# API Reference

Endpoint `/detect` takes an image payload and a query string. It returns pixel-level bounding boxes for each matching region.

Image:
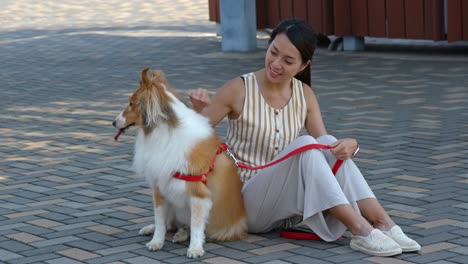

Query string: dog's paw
[146,239,164,251]
[139,224,155,236]
[187,246,205,258]
[172,228,189,243]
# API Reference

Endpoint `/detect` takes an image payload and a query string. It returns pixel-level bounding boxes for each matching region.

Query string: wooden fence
[208,0,468,42]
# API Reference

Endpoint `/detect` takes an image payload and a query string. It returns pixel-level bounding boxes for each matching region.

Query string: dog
[112,68,247,258]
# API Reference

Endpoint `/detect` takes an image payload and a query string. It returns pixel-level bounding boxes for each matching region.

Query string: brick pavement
[1,1,467,263]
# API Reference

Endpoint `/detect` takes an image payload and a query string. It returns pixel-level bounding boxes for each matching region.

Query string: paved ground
[1,1,468,263]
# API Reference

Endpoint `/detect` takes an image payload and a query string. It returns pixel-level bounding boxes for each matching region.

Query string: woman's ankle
[373,218,396,232]
[349,220,373,237]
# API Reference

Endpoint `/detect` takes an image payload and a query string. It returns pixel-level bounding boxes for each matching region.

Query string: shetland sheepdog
[112,68,247,258]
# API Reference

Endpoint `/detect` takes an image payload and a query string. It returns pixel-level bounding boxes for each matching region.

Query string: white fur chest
[131,100,213,223]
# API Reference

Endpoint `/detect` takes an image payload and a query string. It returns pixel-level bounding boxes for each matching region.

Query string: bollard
[220,0,257,52]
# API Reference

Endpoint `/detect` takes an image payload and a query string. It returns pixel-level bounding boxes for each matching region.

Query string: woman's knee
[296,135,318,145]
[317,134,338,145]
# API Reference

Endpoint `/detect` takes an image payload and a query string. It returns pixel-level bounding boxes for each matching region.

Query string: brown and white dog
[112,68,247,258]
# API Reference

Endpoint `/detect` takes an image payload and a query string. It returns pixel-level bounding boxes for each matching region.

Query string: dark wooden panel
[280,0,294,20]
[405,0,425,39]
[368,0,386,37]
[350,0,368,36]
[463,0,468,40]
[308,0,323,33]
[256,0,269,29]
[424,0,445,40]
[386,0,406,38]
[292,0,308,22]
[268,0,282,28]
[208,0,219,22]
[334,0,352,35]
[322,0,335,34]
[447,0,462,41]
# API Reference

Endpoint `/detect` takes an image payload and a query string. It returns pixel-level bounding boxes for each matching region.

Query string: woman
[190,19,420,256]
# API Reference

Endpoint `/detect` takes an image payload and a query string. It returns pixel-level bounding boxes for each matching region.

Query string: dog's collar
[173,143,228,185]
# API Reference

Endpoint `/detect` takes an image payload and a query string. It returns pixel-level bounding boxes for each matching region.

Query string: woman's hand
[330,138,359,160]
[189,88,211,113]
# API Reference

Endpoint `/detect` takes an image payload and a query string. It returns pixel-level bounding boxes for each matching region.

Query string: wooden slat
[368,0,386,37]
[405,0,425,39]
[322,0,334,35]
[424,0,432,38]
[350,0,368,36]
[256,0,269,29]
[292,0,308,22]
[280,0,294,20]
[447,0,462,42]
[308,0,323,33]
[463,0,468,40]
[424,0,445,40]
[208,0,219,22]
[268,0,282,28]
[386,0,406,38]
[334,0,352,35]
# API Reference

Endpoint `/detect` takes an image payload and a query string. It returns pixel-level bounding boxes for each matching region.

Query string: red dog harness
[173,143,343,184]
[173,143,229,185]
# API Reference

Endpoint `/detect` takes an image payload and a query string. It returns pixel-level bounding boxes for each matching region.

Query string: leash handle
[232,143,344,175]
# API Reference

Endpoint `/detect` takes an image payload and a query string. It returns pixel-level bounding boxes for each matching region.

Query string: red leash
[173,143,344,184]
[227,143,344,175]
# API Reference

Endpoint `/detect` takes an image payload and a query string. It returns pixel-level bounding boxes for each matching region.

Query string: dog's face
[113,68,179,140]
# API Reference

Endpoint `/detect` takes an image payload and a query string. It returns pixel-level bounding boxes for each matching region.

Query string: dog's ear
[140,68,151,89]
[150,70,168,87]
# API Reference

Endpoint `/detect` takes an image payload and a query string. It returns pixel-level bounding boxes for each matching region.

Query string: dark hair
[269,19,317,86]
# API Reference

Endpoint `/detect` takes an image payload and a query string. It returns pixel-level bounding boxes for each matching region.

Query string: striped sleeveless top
[225,72,307,183]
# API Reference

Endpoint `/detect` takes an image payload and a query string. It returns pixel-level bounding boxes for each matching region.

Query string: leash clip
[225,145,240,166]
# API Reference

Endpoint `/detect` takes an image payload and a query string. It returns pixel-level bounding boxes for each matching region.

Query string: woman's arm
[189,77,244,127]
[304,84,327,138]
[303,84,359,160]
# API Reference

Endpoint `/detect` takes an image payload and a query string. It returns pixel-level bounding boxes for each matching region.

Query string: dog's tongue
[114,129,123,141]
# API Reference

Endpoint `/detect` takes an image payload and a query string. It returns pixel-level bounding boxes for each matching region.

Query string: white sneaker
[383,226,421,252]
[350,229,402,256]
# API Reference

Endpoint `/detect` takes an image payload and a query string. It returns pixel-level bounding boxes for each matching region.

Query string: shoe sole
[401,245,421,252]
[350,241,403,257]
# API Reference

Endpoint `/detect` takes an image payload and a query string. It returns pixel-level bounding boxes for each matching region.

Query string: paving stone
[365,257,418,264]
[1,0,467,263]
[86,252,139,264]
[124,256,162,264]
[210,247,256,259]
[447,246,468,257]
[164,253,216,263]
[0,248,23,261]
[45,257,85,264]
[95,243,144,256]
[203,256,248,264]
[242,251,296,263]
[56,248,100,261]
[6,253,62,264]
[405,251,460,263]
[285,255,333,263]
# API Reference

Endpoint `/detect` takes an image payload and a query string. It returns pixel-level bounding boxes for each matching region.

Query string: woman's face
[265,33,308,84]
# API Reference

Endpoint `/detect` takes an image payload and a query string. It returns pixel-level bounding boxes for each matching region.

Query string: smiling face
[265,33,309,84]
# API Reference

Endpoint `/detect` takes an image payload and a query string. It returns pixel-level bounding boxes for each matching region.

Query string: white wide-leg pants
[242,135,375,241]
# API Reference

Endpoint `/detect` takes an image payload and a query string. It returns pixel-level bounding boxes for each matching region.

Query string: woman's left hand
[330,138,358,160]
